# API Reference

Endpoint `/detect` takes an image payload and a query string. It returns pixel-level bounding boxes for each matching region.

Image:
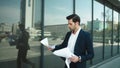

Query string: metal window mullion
[117,14,120,54]
[73,0,75,14]
[40,0,45,68]
[103,0,105,60]
[32,0,35,27]
[90,0,94,65]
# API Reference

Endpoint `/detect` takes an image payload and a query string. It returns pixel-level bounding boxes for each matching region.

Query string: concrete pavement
[90,54,120,68]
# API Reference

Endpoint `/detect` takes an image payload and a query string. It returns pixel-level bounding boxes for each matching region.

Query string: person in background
[48,14,94,68]
[16,23,35,68]
[8,32,17,46]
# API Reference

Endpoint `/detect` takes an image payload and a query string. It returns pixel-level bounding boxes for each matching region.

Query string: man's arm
[48,32,71,52]
[80,32,94,62]
[52,32,71,51]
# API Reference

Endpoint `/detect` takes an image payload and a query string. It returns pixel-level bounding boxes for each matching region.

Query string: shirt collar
[76,27,81,35]
[72,27,81,35]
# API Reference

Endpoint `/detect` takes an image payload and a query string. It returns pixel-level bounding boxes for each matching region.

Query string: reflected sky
[0,0,20,23]
[76,0,92,24]
[0,0,41,24]
[0,0,118,25]
[44,0,73,25]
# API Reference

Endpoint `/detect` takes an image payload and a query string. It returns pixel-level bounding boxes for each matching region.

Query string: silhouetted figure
[16,24,35,68]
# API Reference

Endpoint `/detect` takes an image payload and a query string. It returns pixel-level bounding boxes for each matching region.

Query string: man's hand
[47,47,53,51]
[69,56,81,63]
[47,45,55,51]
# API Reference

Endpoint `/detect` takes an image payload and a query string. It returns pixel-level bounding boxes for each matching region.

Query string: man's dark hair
[19,23,25,30]
[66,14,80,25]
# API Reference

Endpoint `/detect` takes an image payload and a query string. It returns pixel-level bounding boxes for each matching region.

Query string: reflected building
[20,0,34,30]
[87,18,108,31]
[21,0,51,40]
[25,0,34,29]
[45,24,69,38]
[0,23,13,33]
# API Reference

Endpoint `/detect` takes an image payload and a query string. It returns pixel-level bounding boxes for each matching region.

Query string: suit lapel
[74,29,83,52]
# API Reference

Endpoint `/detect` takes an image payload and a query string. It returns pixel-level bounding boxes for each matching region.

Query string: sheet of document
[53,47,76,68]
[40,38,49,47]
[40,38,55,49]
[40,38,75,68]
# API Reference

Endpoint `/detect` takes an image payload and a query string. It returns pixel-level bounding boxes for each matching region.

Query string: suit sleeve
[81,32,94,62]
[52,32,71,51]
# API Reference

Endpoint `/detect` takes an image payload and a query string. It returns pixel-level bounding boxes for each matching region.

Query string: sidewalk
[90,54,120,68]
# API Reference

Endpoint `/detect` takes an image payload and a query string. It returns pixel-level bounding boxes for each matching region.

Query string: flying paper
[40,38,56,49]
[40,38,49,47]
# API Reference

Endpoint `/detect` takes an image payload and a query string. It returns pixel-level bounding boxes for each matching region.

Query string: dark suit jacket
[53,29,94,68]
[16,31,30,50]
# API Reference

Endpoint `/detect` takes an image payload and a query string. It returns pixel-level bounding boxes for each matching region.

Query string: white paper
[40,38,75,68]
[40,38,56,49]
[48,45,56,49]
[40,38,49,47]
[65,59,71,68]
[53,47,76,68]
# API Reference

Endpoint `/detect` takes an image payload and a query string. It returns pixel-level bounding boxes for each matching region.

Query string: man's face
[68,19,76,31]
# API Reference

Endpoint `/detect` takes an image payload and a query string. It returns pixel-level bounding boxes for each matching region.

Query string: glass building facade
[0,0,120,68]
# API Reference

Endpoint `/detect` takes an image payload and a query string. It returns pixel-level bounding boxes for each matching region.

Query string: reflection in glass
[113,11,118,55]
[93,0,104,64]
[44,0,72,68]
[76,0,91,31]
[45,0,72,45]
[104,7,112,59]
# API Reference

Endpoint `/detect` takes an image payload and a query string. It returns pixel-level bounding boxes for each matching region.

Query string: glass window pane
[76,0,92,67]
[93,0,104,64]
[76,0,91,31]
[113,11,118,55]
[0,0,20,68]
[1,0,43,68]
[119,14,120,53]
[44,0,73,68]
[104,7,112,59]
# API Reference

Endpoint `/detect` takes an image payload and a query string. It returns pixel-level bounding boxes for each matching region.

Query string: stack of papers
[53,47,76,68]
[40,38,75,68]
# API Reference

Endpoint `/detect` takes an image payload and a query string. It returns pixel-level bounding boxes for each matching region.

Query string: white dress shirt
[67,27,81,53]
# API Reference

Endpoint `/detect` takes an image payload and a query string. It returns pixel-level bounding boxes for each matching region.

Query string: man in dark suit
[16,24,35,68]
[48,14,94,68]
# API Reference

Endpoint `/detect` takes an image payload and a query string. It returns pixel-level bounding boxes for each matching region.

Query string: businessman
[16,24,35,68]
[48,14,94,68]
